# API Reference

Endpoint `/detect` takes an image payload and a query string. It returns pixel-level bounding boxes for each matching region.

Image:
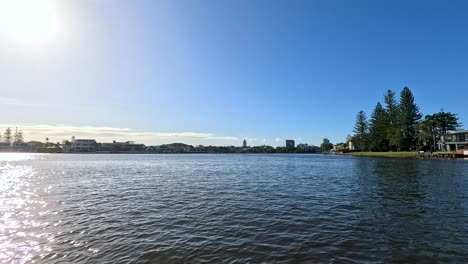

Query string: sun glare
[0,0,58,43]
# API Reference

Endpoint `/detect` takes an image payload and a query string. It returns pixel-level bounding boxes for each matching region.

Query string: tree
[351,87,462,152]
[398,87,422,150]
[13,127,24,144]
[4,128,12,144]
[93,142,101,151]
[384,89,400,150]
[369,102,389,151]
[416,115,436,151]
[353,110,369,150]
[320,141,333,152]
[432,110,462,135]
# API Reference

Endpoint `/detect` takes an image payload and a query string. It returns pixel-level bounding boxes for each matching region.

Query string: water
[1,153,467,263]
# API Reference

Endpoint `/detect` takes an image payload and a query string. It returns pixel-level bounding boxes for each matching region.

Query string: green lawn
[433,151,456,155]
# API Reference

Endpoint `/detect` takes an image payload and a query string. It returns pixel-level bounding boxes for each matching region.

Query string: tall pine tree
[369,102,389,151]
[4,128,12,144]
[14,127,24,144]
[353,110,369,150]
[384,90,400,150]
[399,87,422,150]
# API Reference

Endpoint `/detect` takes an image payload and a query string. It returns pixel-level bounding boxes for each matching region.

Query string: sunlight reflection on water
[0,155,53,263]
[0,153,41,162]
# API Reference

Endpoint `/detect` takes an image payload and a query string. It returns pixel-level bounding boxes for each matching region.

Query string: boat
[455,148,468,157]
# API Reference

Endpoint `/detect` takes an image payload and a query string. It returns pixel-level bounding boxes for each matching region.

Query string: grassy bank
[343,151,416,158]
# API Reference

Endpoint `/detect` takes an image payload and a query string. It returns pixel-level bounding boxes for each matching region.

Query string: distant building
[69,139,97,152]
[163,143,191,153]
[438,130,468,151]
[333,143,346,151]
[0,142,12,151]
[28,141,46,152]
[242,139,247,148]
[12,142,29,149]
[323,138,330,145]
[100,141,146,152]
[296,143,321,153]
[285,139,295,148]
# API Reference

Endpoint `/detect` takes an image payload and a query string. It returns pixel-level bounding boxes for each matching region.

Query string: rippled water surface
[1,153,467,263]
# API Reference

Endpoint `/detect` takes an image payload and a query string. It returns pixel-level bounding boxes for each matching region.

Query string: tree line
[1,127,25,144]
[352,87,462,152]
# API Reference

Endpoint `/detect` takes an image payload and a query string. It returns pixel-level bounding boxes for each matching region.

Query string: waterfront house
[68,139,97,152]
[346,136,356,151]
[438,130,468,151]
[100,140,146,152]
[333,143,347,152]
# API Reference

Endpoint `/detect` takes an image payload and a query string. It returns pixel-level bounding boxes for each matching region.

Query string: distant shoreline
[2,151,465,160]
[0,151,323,155]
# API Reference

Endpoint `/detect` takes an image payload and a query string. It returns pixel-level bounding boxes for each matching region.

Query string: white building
[67,139,97,152]
[347,136,356,151]
[333,143,346,151]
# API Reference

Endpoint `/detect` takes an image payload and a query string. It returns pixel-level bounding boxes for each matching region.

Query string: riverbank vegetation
[351,87,462,152]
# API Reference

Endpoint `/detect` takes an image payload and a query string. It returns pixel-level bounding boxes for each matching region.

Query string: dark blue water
[1,153,467,263]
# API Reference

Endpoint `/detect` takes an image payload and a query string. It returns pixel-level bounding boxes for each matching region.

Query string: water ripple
[1,154,468,263]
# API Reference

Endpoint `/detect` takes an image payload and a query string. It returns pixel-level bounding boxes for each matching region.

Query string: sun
[0,0,58,43]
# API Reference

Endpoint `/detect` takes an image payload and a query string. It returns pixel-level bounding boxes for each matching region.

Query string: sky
[0,0,467,146]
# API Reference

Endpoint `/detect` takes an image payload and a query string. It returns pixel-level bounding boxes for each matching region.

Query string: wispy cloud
[0,124,240,145]
[274,137,282,142]
[0,97,25,106]
[0,97,46,107]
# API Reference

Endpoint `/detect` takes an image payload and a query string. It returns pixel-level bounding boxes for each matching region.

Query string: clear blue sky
[1,0,467,146]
